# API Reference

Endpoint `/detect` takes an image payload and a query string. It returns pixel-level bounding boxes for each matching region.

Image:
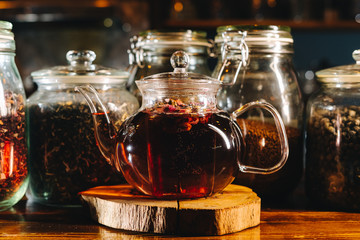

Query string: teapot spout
[75,85,118,170]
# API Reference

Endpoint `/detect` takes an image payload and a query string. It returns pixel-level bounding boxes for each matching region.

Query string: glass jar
[0,21,28,211]
[305,49,360,211]
[26,50,139,207]
[213,25,304,201]
[127,30,213,102]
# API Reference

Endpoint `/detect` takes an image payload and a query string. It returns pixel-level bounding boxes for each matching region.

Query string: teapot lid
[140,50,216,82]
[31,50,129,84]
[316,49,360,83]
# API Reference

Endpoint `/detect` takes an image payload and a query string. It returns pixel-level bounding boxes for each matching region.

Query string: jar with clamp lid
[127,30,214,102]
[26,50,139,206]
[0,21,28,211]
[213,25,304,201]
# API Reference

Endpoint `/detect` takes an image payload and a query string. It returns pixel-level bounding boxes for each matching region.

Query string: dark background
[1,0,359,98]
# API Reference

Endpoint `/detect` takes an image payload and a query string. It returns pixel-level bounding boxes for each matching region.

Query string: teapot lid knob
[171,50,189,73]
[66,50,96,67]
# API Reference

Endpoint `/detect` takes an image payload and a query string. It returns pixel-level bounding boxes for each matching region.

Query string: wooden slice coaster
[80,184,260,236]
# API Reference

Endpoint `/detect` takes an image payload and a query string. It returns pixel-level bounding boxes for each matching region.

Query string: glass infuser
[77,51,289,199]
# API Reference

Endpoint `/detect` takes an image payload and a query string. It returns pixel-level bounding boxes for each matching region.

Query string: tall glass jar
[0,21,28,211]
[213,25,304,201]
[127,30,213,102]
[305,50,360,212]
[26,50,139,207]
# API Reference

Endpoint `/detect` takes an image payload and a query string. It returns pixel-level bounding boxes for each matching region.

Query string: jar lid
[133,29,213,49]
[0,20,15,53]
[316,50,360,83]
[215,25,293,54]
[137,51,218,88]
[31,50,129,84]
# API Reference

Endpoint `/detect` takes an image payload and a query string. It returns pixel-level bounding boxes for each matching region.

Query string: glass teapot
[76,51,289,199]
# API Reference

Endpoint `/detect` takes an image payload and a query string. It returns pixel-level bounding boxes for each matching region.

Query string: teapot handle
[231,101,289,174]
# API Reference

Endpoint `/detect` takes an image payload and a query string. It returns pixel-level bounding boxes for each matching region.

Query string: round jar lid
[133,29,213,49]
[316,50,360,84]
[215,25,293,54]
[0,20,15,53]
[216,25,293,43]
[31,50,129,84]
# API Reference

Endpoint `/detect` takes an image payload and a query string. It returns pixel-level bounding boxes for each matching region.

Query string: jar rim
[135,29,213,48]
[32,76,128,85]
[0,20,12,30]
[215,24,293,44]
[139,29,207,38]
[0,20,15,52]
[216,24,291,33]
[214,24,293,54]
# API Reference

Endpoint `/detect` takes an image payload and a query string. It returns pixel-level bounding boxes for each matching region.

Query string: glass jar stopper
[353,49,360,64]
[66,50,96,68]
[171,51,189,73]
[316,48,360,83]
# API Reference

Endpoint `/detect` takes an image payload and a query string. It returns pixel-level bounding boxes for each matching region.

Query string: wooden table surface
[1,197,360,240]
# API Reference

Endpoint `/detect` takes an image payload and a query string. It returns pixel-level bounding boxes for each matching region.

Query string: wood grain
[80,184,261,235]
[81,185,178,233]
[177,185,260,235]
[2,200,360,239]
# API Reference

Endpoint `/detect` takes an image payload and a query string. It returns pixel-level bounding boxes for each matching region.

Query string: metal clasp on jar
[126,35,141,89]
[216,30,249,85]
